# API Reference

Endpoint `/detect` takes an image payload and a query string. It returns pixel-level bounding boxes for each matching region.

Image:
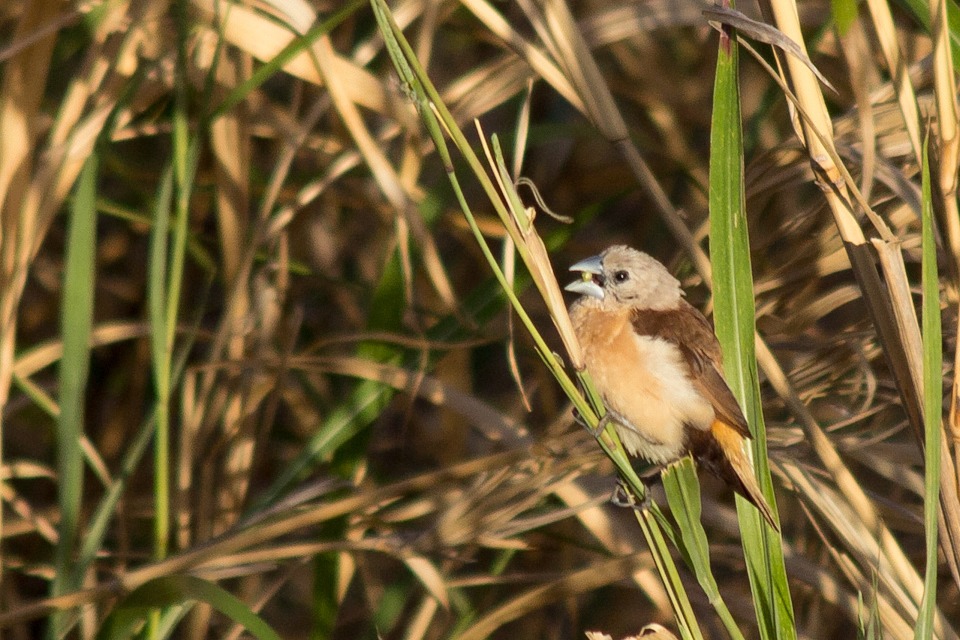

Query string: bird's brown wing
[630,301,751,438]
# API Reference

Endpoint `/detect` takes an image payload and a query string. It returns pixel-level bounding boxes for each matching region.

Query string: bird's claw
[572,406,587,429]
[610,480,651,512]
[572,408,611,440]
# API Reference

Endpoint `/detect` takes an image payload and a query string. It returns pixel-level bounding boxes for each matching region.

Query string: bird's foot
[572,408,612,440]
[610,479,651,512]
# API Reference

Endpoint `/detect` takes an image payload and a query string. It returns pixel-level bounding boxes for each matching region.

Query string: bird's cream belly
[574,308,715,463]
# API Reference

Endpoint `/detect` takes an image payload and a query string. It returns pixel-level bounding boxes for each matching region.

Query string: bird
[564,245,778,529]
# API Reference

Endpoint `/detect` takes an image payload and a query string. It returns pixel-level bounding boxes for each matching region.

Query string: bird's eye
[613,270,629,283]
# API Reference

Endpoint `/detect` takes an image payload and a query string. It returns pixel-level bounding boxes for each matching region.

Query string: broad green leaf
[708,17,796,640]
[831,0,858,36]
[662,459,744,639]
[914,133,942,640]
[52,154,99,637]
[95,576,281,640]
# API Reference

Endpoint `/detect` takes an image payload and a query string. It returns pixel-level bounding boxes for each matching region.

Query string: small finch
[565,245,778,529]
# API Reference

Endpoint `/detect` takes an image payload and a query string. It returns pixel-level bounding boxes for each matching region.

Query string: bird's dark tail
[690,420,780,532]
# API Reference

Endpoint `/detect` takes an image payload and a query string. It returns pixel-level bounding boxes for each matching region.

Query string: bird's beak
[565,255,605,299]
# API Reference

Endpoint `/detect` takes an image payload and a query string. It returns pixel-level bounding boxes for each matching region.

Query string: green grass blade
[210,0,365,121]
[77,283,209,628]
[831,0,858,35]
[898,0,960,69]
[77,412,156,573]
[708,17,796,639]
[95,575,281,640]
[147,162,174,562]
[51,153,99,617]
[152,0,203,570]
[662,460,745,639]
[857,574,881,640]
[915,134,942,640]
[251,244,406,506]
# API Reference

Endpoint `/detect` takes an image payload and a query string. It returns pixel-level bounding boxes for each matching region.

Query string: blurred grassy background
[1,0,959,638]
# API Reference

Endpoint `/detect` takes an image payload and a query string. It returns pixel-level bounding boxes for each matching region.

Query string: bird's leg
[610,479,651,512]
[592,412,614,439]
[571,407,614,440]
[571,409,655,510]
[571,406,586,429]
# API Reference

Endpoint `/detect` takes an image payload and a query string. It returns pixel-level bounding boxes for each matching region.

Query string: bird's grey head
[565,245,683,310]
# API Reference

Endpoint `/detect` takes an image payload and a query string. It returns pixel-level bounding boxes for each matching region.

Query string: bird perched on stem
[565,245,778,530]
